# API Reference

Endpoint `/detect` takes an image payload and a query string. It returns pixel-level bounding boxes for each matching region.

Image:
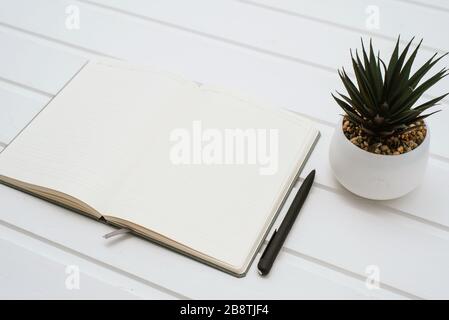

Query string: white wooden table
[1,0,449,299]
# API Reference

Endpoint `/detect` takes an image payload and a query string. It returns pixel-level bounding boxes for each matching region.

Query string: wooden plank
[383,158,449,228]
[0,86,47,144]
[81,0,449,100]
[0,239,139,299]
[0,184,404,299]
[0,224,178,299]
[0,0,448,160]
[401,0,449,11]
[238,0,449,52]
[0,31,86,95]
[283,185,449,299]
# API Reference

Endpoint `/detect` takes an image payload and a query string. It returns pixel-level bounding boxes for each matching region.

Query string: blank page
[103,78,318,271]
[0,61,198,213]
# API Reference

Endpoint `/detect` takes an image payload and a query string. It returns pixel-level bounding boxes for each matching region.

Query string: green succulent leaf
[332,93,364,123]
[385,36,414,102]
[352,50,378,109]
[370,40,383,101]
[391,68,448,115]
[389,39,422,105]
[338,69,374,117]
[408,52,447,89]
[384,36,401,92]
[413,93,449,113]
[332,36,448,137]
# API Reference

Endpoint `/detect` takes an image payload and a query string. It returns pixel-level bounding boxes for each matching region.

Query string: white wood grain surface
[0,224,176,299]
[401,0,449,12]
[0,0,448,299]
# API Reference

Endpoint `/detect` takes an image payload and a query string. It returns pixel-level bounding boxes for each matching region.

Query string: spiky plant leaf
[333,36,448,137]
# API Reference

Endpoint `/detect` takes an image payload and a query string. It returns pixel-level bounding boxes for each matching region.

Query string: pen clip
[260,229,277,260]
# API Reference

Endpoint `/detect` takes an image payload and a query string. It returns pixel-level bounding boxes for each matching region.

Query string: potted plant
[329,37,448,200]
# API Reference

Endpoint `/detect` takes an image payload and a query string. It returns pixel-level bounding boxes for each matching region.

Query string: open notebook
[0,60,319,277]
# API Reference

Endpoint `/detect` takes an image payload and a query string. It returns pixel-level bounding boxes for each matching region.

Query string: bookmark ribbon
[103,228,130,239]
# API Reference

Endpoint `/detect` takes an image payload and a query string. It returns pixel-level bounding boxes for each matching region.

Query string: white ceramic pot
[329,120,430,200]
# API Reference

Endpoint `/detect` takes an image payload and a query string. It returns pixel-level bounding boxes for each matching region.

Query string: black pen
[257,169,315,276]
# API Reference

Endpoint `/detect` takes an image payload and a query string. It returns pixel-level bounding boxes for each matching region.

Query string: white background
[0,0,449,299]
